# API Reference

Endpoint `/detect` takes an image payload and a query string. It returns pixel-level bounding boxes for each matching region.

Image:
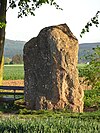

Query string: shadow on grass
[0,98,100,122]
[0,99,25,114]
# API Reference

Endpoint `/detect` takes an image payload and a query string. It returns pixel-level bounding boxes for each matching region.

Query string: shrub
[79,46,100,89]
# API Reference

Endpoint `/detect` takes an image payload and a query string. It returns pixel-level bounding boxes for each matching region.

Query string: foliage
[4,54,23,64]
[78,43,100,63]
[4,39,25,58]
[3,64,24,80]
[0,0,62,28]
[79,46,100,89]
[78,64,87,77]
[84,88,100,109]
[0,116,100,133]
[0,22,6,28]
[7,0,62,18]
[12,54,23,64]
[80,11,100,37]
[4,57,12,65]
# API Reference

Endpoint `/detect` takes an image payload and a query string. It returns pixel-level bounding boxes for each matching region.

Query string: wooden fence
[0,86,24,102]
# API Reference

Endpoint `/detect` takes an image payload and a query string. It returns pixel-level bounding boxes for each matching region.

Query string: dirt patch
[3,80,24,86]
[3,79,91,89]
[84,106,99,112]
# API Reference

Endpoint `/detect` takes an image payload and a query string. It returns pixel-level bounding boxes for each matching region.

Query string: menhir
[23,23,84,112]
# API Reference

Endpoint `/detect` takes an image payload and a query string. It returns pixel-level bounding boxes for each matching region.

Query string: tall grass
[0,116,100,133]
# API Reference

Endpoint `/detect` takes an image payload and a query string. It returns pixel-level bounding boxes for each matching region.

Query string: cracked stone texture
[23,23,84,112]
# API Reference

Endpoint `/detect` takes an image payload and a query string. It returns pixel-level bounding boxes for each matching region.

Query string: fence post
[14,90,16,100]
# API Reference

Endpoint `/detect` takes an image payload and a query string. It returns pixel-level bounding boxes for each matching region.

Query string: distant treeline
[4,54,23,65]
[4,39,100,63]
[4,39,25,58]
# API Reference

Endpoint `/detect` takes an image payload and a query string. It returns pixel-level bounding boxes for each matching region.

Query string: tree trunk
[0,0,7,85]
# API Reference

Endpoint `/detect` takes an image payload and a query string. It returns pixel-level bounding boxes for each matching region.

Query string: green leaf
[0,22,6,28]
[80,11,100,37]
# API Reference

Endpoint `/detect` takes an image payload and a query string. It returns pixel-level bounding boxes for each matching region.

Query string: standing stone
[23,23,84,112]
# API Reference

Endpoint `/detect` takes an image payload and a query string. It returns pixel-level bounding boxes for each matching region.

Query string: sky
[6,0,100,43]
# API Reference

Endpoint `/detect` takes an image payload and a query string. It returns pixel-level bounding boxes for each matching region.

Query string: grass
[0,107,100,132]
[0,103,100,133]
[3,64,24,80]
[0,115,100,133]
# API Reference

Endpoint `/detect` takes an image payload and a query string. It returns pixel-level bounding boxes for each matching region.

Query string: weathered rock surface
[23,23,84,112]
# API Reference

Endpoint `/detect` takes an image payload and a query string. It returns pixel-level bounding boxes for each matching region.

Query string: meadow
[3,64,24,80]
[1,64,100,133]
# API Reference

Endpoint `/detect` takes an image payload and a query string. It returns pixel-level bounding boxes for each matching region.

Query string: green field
[3,64,24,80]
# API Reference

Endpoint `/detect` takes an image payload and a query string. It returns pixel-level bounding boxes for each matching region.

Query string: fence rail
[0,86,24,102]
